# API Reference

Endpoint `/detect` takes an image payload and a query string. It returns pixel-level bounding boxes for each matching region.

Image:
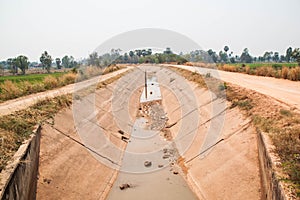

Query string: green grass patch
[0,72,65,84]
[223,63,298,69]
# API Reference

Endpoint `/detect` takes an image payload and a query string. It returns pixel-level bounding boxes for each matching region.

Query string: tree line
[1,46,299,76]
[185,46,300,65]
[0,51,78,75]
[86,47,187,66]
[86,46,300,67]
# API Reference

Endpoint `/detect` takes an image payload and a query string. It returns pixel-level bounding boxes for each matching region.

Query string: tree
[135,49,142,57]
[291,48,300,66]
[7,58,17,75]
[273,52,279,62]
[224,46,229,53]
[40,51,52,73]
[280,55,285,62]
[263,51,272,62]
[129,51,134,58]
[62,55,70,68]
[87,52,99,66]
[286,47,293,63]
[0,63,4,76]
[207,49,218,63]
[141,49,148,57]
[240,48,253,63]
[55,58,61,69]
[219,51,228,63]
[123,53,129,62]
[164,47,172,54]
[15,55,29,75]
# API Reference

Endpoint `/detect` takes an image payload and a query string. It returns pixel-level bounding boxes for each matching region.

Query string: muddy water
[106,117,198,200]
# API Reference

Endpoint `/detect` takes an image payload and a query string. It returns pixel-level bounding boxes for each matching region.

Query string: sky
[0,0,299,61]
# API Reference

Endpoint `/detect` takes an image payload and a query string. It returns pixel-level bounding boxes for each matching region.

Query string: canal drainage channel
[107,71,197,200]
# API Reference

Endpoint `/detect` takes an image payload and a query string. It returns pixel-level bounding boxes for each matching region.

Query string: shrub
[220,64,237,72]
[282,67,289,79]
[44,76,58,89]
[288,67,300,81]
[245,66,251,74]
[0,80,21,100]
[59,73,77,86]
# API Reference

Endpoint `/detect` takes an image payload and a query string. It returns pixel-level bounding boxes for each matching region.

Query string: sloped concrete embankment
[0,126,41,200]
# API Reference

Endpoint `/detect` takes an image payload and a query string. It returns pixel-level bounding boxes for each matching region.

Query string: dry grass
[0,94,72,172]
[282,67,289,79]
[0,80,21,100]
[103,64,124,75]
[255,66,276,77]
[219,64,238,72]
[59,73,77,85]
[289,67,300,81]
[0,65,126,102]
[44,76,59,89]
[0,129,22,172]
[188,62,300,81]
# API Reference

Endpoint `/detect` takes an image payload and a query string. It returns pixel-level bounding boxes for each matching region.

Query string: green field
[222,62,298,69]
[0,72,65,84]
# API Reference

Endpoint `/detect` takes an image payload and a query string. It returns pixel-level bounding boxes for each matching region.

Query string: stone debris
[121,136,129,142]
[119,183,131,190]
[144,161,152,167]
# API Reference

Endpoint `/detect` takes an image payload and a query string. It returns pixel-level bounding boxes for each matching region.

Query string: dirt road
[166,64,300,110]
[0,67,131,116]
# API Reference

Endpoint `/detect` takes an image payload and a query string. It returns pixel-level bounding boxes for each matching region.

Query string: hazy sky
[0,0,299,61]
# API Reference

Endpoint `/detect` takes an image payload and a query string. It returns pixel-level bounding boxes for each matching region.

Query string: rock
[144,161,152,167]
[158,164,164,168]
[162,154,170,159]
[173,171,179,175]
[119,183,130,190]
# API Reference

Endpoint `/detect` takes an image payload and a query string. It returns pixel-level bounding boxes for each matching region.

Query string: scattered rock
[121,136,129,142]
[119,183,130,190]
[144,161,152,167]
[43,178,51,184]
[162,154,170,159]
